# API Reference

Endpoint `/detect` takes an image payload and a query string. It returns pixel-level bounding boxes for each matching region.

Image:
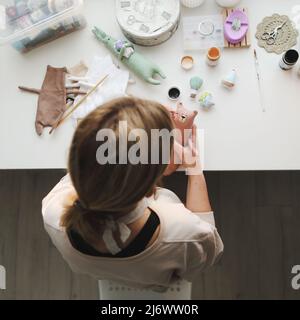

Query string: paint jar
[168,87,181,101]
[279,49,299,70]
[181,56,194,70]
[206,47,221,66]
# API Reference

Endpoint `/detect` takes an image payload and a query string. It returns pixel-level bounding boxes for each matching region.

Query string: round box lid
[116,0,180,42]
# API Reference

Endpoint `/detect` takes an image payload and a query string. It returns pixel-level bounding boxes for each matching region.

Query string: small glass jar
[279,49,299,70]
[206,47,221,67]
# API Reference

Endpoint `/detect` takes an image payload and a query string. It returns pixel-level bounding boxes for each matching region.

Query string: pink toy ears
[176,102,198,114]
[169,102,198,122]
[224,9,249,44]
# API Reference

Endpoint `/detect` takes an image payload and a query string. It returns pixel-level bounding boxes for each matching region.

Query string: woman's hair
[60,97,174,244]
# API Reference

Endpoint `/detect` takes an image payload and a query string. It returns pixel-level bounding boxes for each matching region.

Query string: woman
[42,97,223,292]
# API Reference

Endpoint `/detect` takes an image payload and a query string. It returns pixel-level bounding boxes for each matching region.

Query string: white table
[1,0,300,170]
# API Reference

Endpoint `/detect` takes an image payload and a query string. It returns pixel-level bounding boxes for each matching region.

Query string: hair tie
[74,200,105,216]
[73,200,89,213]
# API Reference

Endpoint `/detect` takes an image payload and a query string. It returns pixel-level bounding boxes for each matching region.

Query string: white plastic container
[215,0,241,8]
[181,0,205,8]
[0,0,86,53]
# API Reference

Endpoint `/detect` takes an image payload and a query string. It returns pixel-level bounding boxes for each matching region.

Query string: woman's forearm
[186,173,212,213]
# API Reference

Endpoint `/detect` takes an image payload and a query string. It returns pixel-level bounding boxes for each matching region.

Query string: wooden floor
[0,170,300,300]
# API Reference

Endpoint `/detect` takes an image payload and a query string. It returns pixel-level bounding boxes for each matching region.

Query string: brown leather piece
[19,65,67,135]
[34,66,67,135]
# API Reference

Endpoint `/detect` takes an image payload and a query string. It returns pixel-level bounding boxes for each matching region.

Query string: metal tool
[261,20,288,45]
[253,49,266,113]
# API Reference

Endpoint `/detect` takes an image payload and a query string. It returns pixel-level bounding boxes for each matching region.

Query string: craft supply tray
[0,0,86,53]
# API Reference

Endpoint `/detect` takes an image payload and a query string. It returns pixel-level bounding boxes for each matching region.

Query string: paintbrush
[254,49,266,113]
[49,74,109,134]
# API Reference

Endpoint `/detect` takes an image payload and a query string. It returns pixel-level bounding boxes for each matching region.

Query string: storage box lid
[0,0,83,45]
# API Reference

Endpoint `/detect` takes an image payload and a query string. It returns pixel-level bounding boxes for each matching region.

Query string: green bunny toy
[93,27,166,85]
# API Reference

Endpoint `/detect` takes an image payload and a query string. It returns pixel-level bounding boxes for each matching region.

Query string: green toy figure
[93,27,166,85]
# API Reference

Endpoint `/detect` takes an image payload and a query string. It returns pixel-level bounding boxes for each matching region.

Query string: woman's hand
[164,125,202,176]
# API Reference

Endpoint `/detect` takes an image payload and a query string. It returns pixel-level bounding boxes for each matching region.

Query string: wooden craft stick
[52,100,74,126]
[49,74,109,134]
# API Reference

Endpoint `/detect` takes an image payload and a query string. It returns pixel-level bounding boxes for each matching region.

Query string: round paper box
[116,0,181,46]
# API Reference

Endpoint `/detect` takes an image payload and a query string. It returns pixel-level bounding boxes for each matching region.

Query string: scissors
[127,15,142,25]
[261,20,288,45]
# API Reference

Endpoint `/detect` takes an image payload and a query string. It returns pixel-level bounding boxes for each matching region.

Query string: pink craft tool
[224,9,249,44]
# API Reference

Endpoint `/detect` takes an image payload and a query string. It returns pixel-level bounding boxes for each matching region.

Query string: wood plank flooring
[0,170,300,300]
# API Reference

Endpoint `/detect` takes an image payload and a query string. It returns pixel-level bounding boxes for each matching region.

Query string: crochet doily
[256,14,299,54]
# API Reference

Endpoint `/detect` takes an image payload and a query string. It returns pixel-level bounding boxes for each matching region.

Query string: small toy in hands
[199,91,215,109]
[164,102,198,176]
[170,102,198,146]
[190,76,203,100]
[93,27,166,85]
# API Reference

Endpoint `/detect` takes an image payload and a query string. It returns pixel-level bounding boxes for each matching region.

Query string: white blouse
[42,175,224,292]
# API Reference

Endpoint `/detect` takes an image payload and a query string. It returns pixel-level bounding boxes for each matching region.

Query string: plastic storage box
[0,0,86,53]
